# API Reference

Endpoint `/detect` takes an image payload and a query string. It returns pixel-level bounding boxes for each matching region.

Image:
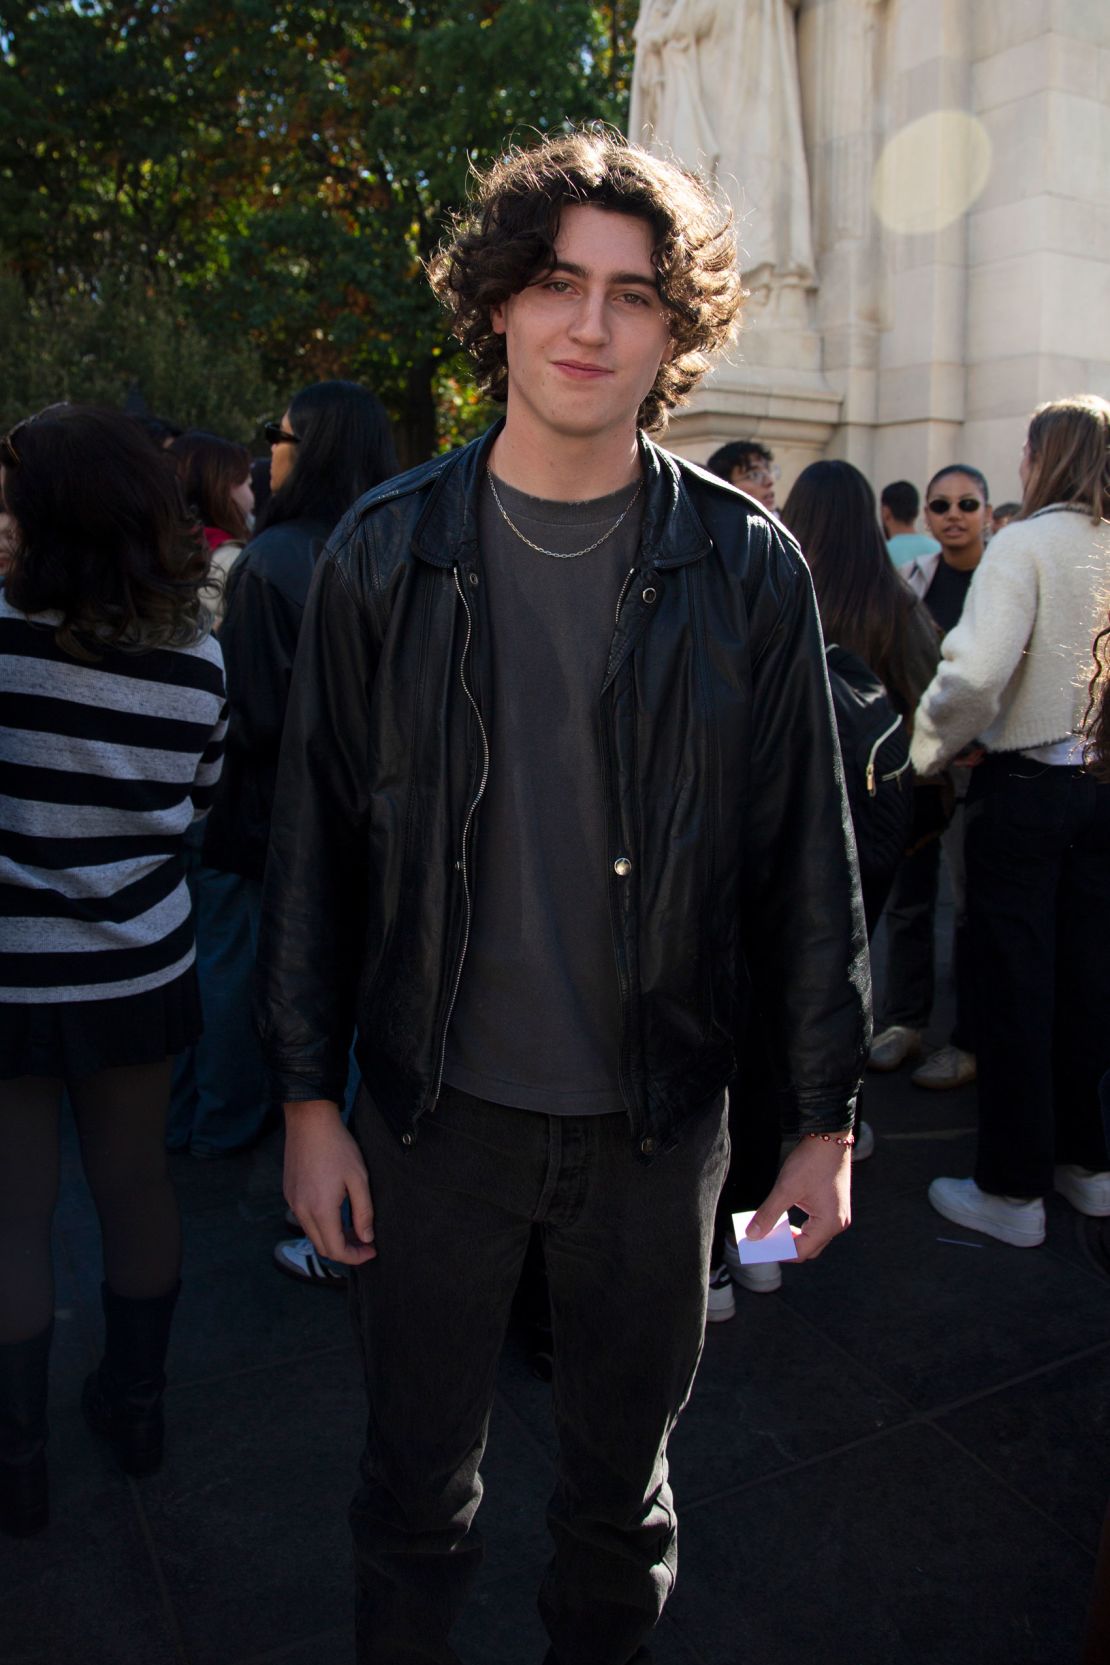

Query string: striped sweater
[0,591,227,1002]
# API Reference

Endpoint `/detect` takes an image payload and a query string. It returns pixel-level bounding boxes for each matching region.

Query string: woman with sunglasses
[184,383,397,1173]
[911,395,1110,1247]
[0,406,226,1534]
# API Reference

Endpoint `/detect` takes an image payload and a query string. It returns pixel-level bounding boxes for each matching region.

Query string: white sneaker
[911,1046,977,1091]
[851,1120,876,1163]
[927,1177,1045,1248]
[722,1237,782,1292]
[1054,1165,1110,1217]
[868,1025,923,1072]
[706,1264,737,1322]
[272,1236,348,1287]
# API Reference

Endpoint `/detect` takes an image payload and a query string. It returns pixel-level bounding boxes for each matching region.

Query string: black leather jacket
[256,425,870,1156]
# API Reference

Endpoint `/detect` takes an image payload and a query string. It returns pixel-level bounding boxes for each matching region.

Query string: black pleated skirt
[0,965,202,1080]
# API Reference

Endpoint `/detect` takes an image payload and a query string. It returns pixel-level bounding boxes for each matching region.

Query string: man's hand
[283,1099,377,1266]
[746,1135,852,1262]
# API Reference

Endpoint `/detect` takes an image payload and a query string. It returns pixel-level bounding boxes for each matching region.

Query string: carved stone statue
[629,0,816,301]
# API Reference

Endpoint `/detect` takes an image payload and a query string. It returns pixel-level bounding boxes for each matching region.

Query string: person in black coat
[169,382,397,1163]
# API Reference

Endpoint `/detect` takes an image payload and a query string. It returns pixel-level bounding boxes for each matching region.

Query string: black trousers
[347,1084,729,1665]
[965,755,1110,1198]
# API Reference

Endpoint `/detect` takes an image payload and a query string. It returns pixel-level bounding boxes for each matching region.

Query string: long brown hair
[1,404,208,658]
[169,430,252,544]
[782,460,939,713]
[1019,395,1110,524]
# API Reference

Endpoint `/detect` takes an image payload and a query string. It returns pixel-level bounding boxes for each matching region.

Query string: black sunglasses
[264,420,299,446]
[927,495,983,516]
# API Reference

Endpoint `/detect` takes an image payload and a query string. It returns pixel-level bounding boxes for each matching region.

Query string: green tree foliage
[0,1,635,459]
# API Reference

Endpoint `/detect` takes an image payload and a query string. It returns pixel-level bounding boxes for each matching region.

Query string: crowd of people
[0,123,1107,1665]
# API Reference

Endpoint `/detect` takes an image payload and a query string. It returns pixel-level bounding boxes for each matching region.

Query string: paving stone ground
[2,916,1107,1665]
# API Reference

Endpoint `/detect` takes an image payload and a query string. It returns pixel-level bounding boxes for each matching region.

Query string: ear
[490,299,508,337]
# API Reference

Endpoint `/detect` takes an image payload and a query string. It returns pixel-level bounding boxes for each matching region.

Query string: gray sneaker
[912,1046,977,1090]
[867,1025,923,1072]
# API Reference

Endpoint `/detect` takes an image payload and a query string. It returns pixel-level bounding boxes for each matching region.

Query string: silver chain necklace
[487,472,643,559]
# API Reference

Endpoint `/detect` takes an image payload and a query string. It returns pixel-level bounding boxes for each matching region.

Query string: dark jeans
[347,1084,729,1665]
[965,755,1110,1197]
[879,787,974,1050]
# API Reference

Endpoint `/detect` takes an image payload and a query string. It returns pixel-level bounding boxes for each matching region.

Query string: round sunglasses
[927,495,983,515]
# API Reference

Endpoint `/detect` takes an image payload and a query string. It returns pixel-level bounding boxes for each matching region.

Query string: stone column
[963,2,1110,504]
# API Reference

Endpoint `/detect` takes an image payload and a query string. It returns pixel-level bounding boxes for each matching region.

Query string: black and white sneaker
[705,1263,736,1324]
[272,1236,348,1288]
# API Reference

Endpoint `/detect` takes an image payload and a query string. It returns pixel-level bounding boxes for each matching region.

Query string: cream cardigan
[910,506,1110,776]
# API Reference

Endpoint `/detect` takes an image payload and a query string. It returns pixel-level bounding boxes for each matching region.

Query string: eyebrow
[547,261,660,291]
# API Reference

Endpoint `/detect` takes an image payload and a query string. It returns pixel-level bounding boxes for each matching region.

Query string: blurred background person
[0,406,226,1535]
[169,431,255,624]
[869,464,991,1090]
[705,438,779,515]
[990,500,1021,537]
[707,459,937,1317]
[913,395,1110,1247]
[880,479,940,567]
[177,383,396,1207]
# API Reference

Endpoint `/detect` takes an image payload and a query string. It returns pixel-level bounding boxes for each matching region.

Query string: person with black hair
[707,458,939,1316]
[870,463,991,1090]
[191,383,397,1172]
[880,479,940,567]
[705,436,779,512]
[0,405,226,1535]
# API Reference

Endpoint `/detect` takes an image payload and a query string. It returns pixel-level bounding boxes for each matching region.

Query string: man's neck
[940,543,983,573]
[489,420,641,502]
[888,521,915,538]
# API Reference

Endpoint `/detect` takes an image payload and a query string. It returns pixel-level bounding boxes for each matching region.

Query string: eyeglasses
[264,421,299,447]
[927,496,983,516]
[737,465,780,486]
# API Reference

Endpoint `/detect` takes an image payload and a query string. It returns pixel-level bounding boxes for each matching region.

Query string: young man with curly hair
[257,129,869,1664]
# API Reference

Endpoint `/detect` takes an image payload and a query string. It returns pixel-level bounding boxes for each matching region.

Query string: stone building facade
[631,0,1110,506]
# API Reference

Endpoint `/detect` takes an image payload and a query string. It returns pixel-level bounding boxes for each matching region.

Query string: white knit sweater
[910,506,1110,776]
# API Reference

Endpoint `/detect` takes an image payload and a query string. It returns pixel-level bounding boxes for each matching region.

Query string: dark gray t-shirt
[441,471,644,1114]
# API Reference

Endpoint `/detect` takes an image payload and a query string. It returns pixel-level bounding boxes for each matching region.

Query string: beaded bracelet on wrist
[801,1130,855,1147]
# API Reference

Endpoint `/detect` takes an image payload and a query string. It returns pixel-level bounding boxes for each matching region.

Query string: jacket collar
[410,420,713,571]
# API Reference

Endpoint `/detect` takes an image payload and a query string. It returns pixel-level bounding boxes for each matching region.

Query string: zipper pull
[866,760,876,796]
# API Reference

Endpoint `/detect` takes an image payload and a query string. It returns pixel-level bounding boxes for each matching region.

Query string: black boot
[0,1322,52,1536]
[82,1281,179,1477]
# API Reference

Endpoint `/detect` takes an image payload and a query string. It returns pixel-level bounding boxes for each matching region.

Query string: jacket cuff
[781,1088,861,1140]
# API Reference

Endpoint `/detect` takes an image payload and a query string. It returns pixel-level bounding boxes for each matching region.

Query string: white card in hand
[732,1209,798,1265]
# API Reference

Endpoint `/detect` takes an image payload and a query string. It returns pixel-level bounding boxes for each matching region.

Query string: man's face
[728,457,776,511]
[923,471,989,560]
[490,204,673,448]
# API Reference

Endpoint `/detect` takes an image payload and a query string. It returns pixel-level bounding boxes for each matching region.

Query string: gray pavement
[2,1034,1108,1664]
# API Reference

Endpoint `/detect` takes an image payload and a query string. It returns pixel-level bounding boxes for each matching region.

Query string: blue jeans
[966,756,1110,1197]
[168,830,268,1156]
[347,1084,729,1665]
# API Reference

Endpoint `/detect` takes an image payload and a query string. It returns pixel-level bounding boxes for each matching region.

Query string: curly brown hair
[1,404,210,659]
[428,127,743,434]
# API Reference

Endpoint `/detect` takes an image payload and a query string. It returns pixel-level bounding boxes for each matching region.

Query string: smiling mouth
[553,360,613,377]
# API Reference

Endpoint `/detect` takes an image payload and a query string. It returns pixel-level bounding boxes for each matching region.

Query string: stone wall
[655,0,1110,508]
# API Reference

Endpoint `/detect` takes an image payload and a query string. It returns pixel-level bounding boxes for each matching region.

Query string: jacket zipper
[431,568,491,1102]
[865,713,908,796]
[602,567,640,1117]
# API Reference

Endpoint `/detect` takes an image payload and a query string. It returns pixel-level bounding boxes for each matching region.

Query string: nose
[568,288,609,346]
